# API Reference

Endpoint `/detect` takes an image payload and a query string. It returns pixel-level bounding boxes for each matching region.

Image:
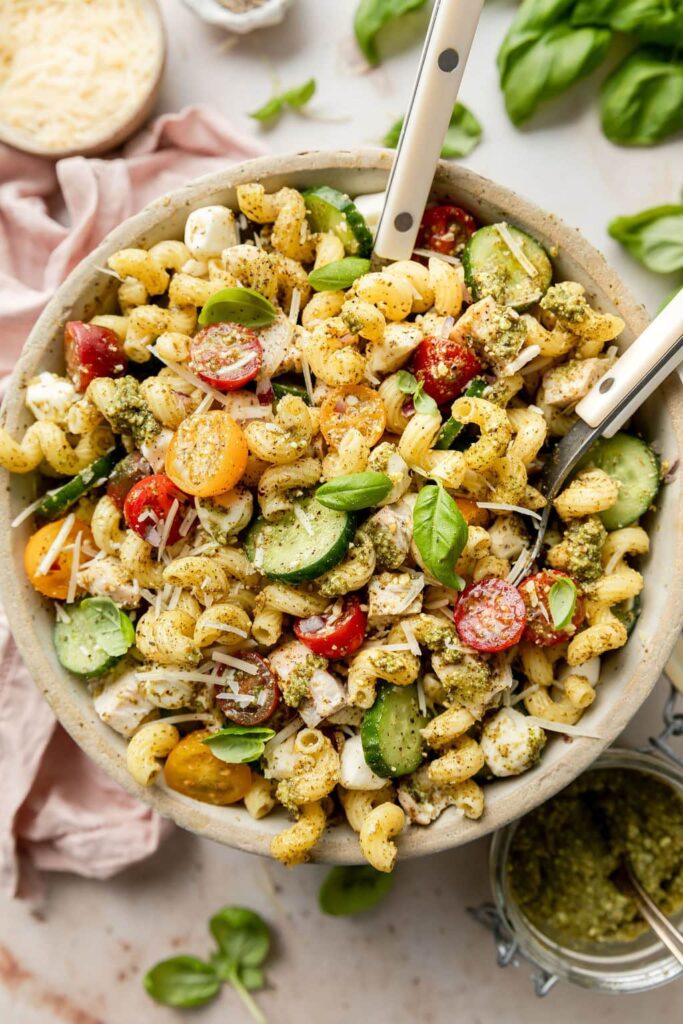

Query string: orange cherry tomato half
[165,410,248,498]
[163,729,251,806]
[319,385,387,448]
[24,517,95,599]
[454,497,490,527]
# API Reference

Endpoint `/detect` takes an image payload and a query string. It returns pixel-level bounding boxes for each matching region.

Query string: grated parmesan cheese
[477,502,543,522]
[301,350,315,405]
[288,287,302,324]
[212,651,259,675]
[503,344,541,376]
[412,248,461,266]
[494,223,538,278]
[65,528,82,605]
[524,715,603,739]
[35,513,75,576]
[401,620,421,656]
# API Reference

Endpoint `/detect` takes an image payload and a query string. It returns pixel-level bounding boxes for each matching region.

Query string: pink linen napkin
[0,106,265,898]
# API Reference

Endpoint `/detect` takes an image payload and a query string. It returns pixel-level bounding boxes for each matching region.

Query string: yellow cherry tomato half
[320,384,387,448]
[163,729,252,806]
[165,410,248,498]
[24,517,95,599]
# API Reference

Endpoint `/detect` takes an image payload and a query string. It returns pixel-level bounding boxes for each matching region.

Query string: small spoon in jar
[613,857,683,965]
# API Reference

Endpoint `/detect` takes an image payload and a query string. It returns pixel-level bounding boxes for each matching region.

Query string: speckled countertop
[1,1,682,1021]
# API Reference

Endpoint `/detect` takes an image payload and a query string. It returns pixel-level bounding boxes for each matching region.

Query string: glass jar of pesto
[487,746,683,994]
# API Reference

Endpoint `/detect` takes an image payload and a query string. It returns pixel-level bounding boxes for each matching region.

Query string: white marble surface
[1,1,682,1021]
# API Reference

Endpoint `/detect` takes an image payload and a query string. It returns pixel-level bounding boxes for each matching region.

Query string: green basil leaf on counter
[203,726,275,764]
[250,78,316,122]
[601,50,683,146]
[144,956,221,1008]
[548,576,578,629]
[395,370,439,415]
[497,0,612,125]
[384,102,482,158]
[571,0,683,47]
[413,484,468,591]
[608,203,683,273]
[199,287,278,328]
[209,907,271,970]
[354,0,428,66]
[316,472,393,511]
[308,257,371,291]
[319,865,395,916]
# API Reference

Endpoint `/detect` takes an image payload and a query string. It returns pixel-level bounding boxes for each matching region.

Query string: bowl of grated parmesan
[0,0,166,159]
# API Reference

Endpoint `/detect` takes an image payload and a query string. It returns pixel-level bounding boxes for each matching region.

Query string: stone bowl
[1,149,682,863]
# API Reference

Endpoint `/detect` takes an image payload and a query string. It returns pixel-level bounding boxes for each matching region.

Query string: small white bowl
[182,0,294,33]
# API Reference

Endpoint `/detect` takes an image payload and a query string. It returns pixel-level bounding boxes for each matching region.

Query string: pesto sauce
[508,769,683,944]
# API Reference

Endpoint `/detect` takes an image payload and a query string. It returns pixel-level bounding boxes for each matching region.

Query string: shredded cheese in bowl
[0,0,165,156]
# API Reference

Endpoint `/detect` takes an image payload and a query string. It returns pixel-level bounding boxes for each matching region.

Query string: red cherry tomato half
[123,474,190,547]
[214,653,280,726]
[416,204,478,258]
[294,595,368,660]
[518,570,584,647]
[106,451,152,511]
[64,321,127,393]
[412,336,482,406]
[189,323,263,392]
[454,578,527,652]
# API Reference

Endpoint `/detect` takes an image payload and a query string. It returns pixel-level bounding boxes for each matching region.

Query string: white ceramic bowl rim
[1,148,682,864]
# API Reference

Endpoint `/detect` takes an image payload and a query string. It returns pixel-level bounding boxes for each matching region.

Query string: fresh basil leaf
[316,472,392,511]
[601,49,683,146]
[209,907,271,970]
[203,726,275,765]
[608,204,683,273]
[354,0,428,65]
[319,865,395,916]
[199,287,278,328]
[250,79,316,121]
[396,370,418,395]
[497,0,612,125]
[413,484,468,590]
[571,0,683,47]
[238,965,265,991]
[413,383,439,415]
[144,956,220,1008]
[547,576,578,629]
[384,102,482,158]
[308,257,371,292]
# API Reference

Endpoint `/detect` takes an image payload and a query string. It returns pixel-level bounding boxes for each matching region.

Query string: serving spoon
[613,858,683,965]
[509,288,683,584]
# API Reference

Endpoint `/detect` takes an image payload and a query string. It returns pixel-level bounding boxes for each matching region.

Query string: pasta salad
[1,183,661,872]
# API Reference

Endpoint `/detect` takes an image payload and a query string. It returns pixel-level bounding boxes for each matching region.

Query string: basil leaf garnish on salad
[413,484,468,590]
[547,576,578,630]
[199,287,278,328]
[384,102,482,158]
[354,0,428,66]
[319,865,395,916]
[250,78,316,122]
[203,725,275,764]
[609,202,683,274]
[396,370,438,415]
[308,257,371,292]
[316,471,393,511]
[601,49,683,146]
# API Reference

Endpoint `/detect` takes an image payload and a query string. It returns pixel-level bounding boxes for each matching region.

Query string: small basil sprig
[548,576,578,630]
[396,370,439,415]
[384,102,482,158]
[608,202,683,274]
[199,287,278,328]
[316,471,392,511]
[412,484,468,590]
[497,1,612,125]
[571,0,683,47]
[319,865,395,916]
[144,906,270,1022]
[308,257,371,292]
[250,78,316,122]
[203,726,275,764]
[354,0,428,66]
[601,49,683,146]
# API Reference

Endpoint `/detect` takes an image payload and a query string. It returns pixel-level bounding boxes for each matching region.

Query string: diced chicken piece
[397,765,469,825]
[26,372,76,427]
[218,389,274,426]
[367,443,412,506]
[480,707,546,777]
[451,296,527,373]
[262,733,299,781]
[367,570,424,626]
[340,734,386,790]
[541,357,611,407]
[78,556,140,608]
[92,668,157,738]
[362,499,413,569]
[257,315,302,377]
[488,515,529,560]
[196,486,254,544]
[269,640,328,708]
[184,206,239,258]
[299,668,348,727]
[432,651,512,719]
[365,322,423,377]
[141,427,174,473]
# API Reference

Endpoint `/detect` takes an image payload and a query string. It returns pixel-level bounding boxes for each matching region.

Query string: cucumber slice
[54,597,135,678]
[577,433,660,531]
[272,377,311,404]
[463,223,553,310]
[303,186,373,258]
[435,378,487,450]
[361,684,427,778]
[37,448,119,521]
[245,496,354,583]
